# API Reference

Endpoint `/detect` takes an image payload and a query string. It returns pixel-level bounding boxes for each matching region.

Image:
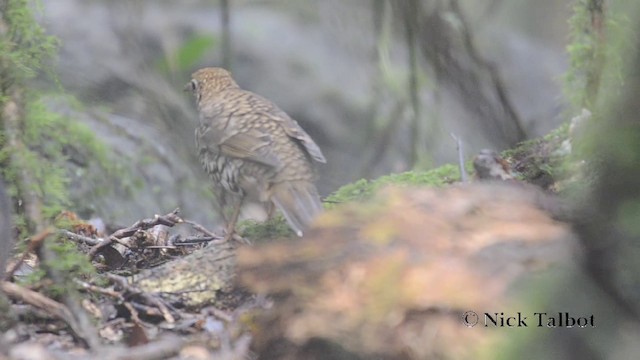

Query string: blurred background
[38,0,572,227]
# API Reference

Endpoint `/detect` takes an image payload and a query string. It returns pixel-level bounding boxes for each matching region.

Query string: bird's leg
[224,195,244,242]
[215,191,229,224]
[265,201,275,220]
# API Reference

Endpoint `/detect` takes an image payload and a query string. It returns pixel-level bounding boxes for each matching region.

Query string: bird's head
[185,67,239,103]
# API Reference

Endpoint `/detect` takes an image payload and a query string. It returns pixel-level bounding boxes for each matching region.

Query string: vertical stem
[404,0,421,168]
[358,0,387,178]
[585,0,606,107]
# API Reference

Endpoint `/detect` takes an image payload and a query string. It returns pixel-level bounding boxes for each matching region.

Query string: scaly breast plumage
[199,150,244,195]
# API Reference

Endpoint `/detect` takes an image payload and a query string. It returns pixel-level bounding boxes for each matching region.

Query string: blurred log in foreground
[238,183,577,360]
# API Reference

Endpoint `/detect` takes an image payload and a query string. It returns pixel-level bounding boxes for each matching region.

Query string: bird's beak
[183,83,192,92]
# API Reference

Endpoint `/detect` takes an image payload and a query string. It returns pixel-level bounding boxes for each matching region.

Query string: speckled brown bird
[186,67,326,238]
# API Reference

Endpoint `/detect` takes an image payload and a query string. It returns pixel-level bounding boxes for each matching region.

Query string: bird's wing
[197,125,281,168]
[284,118,326,164]
[260,106,326,164]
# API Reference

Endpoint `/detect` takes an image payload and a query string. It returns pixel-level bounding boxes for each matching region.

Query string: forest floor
[0,122,578,360]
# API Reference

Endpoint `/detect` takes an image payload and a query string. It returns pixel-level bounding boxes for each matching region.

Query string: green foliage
[21,236,96,297]
[0,0,59,85]
[502,123,569,184]
[563,0,628,110]
[563,0,596,108]
[1,96,119,234]
[157,34,218,75]
[0,0,119,234]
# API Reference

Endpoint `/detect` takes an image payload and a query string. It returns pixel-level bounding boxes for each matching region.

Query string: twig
[403,0,422,168]
[123,301,143,325]
[173,236,217,245]
[448,0,526,143]
[77,279,164,320]
[60,229,102,246]
[106,273,176,324]
[75,279,121,298]
[1,90,46,232]
[39,235,102,349]
[450,133,468,182]
[182,219,219,238]
[1,281,76,330]
[89,209,183,259]
[5,227,53,280]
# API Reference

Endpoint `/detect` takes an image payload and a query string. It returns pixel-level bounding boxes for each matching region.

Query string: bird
[185,67,326,239]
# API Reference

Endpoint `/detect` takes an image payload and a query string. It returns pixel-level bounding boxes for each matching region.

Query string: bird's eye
[190,80,198,91]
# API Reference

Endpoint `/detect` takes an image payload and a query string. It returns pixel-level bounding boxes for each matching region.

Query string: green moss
[20,235,96,297]
[563,0,628,110]
[326,163,465,205]
[239,216,295,242]
[502,123,569,187]
[0,1,122,234]
[234,164,456,239]
[0,0,58,86]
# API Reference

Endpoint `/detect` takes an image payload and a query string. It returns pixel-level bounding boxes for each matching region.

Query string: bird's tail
[271,180,323,237]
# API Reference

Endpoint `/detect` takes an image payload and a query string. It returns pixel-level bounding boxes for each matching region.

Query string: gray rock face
[39,0,570,228]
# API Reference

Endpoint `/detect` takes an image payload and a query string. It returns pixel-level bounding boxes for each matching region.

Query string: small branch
[448,0,526,143]
[1,281,76,331]
[403,0,422,168]
[182,219,218,238]
[60,229,102,246]
[38,234,102,349]
[106,273,176,324]
[5,227,53,280]
[450,133,468,182]
[89,209,182,258]
[1,90,46,232]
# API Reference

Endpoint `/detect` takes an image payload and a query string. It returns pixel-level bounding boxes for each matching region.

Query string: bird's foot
[221,227,251,244]
[222,228,233,242]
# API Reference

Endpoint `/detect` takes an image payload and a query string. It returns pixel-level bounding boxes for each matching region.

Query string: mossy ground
[502,123,570,190]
